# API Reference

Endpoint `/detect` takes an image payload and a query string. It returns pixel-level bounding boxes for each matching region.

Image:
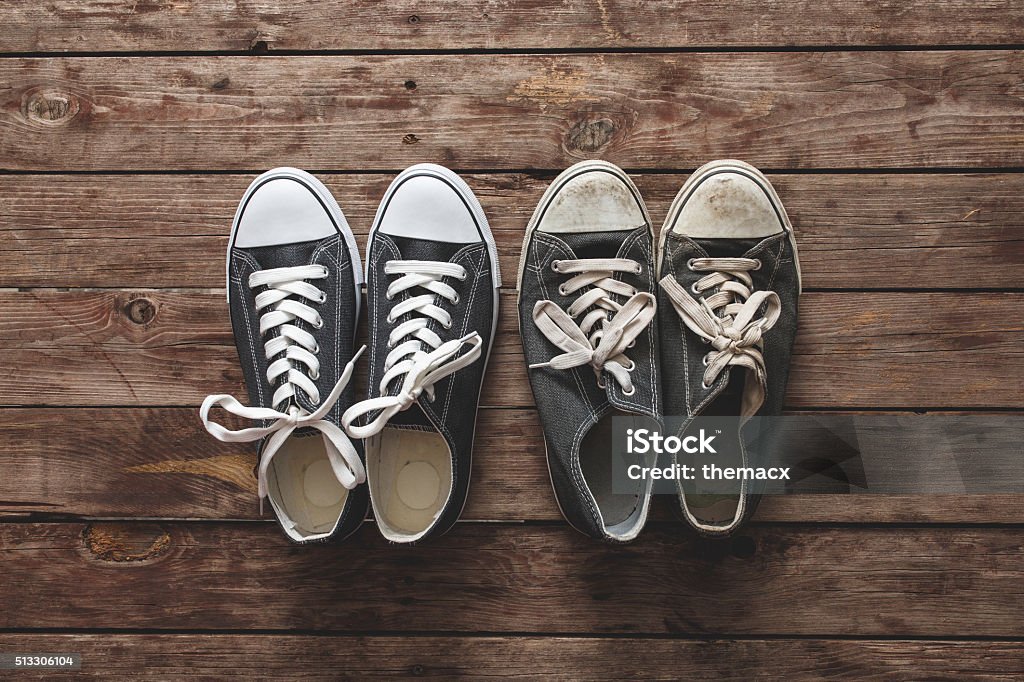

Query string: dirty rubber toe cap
[538,167,647,234]
[672,172,784,239]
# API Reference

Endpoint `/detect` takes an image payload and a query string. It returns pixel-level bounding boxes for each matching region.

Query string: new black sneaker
[342,164,500,543]
[656,159,801,536]
[518,160,660,543]
[200,167,368,544]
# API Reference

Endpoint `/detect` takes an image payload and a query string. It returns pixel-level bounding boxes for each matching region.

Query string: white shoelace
[201,265,366,508]
[342,260,483,439]
[529,258,656,394]
[659,256,780,416]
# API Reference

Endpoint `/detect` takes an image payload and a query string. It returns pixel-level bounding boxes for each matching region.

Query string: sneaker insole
[580,409,641,528]
[684,375,745,526]
[268,434,349,539]
[369,425,452,538]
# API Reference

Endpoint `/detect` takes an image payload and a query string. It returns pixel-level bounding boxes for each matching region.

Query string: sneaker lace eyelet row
[660,256,780,413]
[342,259,484,439]
[200,264,367,510]
[529,257,656,394]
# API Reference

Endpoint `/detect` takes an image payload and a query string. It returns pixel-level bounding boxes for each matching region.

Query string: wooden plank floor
[1,1,1022,678]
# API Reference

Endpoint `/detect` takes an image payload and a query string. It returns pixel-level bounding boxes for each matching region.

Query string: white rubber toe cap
[378,174,481,244]
[670,171,783,239]
[234,173,338,248]
[538,166,647,233]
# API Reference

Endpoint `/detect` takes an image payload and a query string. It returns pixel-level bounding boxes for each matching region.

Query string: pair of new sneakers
[201,165,500,544]
[519,160,801,542]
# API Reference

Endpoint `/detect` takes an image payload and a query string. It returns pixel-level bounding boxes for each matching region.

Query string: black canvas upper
[228,232,367,543]
[658,230,800,528]
[519,226,660,540]
[362,231,496,539]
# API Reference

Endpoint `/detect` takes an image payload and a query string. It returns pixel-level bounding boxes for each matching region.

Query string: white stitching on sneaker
[659,256,780,418]
[342,259,483,439]
[200,264,367,509]
[529,258,656,393]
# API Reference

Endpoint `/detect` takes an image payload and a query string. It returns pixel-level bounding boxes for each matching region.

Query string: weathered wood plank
[2,172,1020,289]
[2,523,1022,635]
[2,407,1021,524]
[0,634,1021,679]
[3,53,1023,171]
[0,290,1019,408]
[4,0,1022,53]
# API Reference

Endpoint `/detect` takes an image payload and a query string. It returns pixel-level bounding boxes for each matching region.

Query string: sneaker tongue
[241,237,326,270]
[389,235,465,263]
[556,229,635,260]
[387,403,435,430]
[693,235,780,259]
[382,235,464,433]
[240,239,332,413]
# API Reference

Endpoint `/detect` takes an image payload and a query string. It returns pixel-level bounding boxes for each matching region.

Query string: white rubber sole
[365,163,501,543]
[226,167,364,320]
[517,159,656,543]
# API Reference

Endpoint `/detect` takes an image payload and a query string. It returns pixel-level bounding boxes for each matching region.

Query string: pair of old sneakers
[201,165,499,544]
[519,160,801,542]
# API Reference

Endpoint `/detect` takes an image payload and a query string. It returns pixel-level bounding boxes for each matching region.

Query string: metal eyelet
[702,354,711,367]
[452,293,460,304]
[634,264,642,274]
[442,320,452,330]
[385,292,394,301]
[458,271,468,281]
[557,284,568,296]
[551,260,561,272]
[687,258,697,271]
[319,266,329,277]
[752,259,763,270]
[313,317,324,329]
[623,359,636,372]
[701,380,712,390]
[691,282,701,295]
[622,385,636,396]
[309,370,320,381]
[312,344,320,354]
[597,377,606,389]
[317,293,327,304]
[386,315,395,324]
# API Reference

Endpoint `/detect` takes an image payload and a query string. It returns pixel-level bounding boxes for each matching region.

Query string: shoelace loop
[529,257,655,394]
[342,259,483,439]
[659,256,780,412]
[200,265,366,509]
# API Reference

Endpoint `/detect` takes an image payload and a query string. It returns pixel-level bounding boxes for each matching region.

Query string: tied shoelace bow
[659,256,781,416]
[342,260,483,439]
[530,258,656,394]
[200,265,366,510]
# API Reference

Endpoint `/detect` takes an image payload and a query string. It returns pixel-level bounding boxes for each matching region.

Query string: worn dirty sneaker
[518,160,660,543]
[200,167,368,544]
[342,164,500,543]
[657,159,801,536]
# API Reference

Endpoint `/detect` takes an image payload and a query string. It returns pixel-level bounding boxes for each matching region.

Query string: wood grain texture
[1,634,1022,680]
[2,407,1021,524]
[2,172,1021,289]
[0,290,1019,408]
[4,0,1023,52]
[2,522,1023,635]
[3,52,1023,171]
